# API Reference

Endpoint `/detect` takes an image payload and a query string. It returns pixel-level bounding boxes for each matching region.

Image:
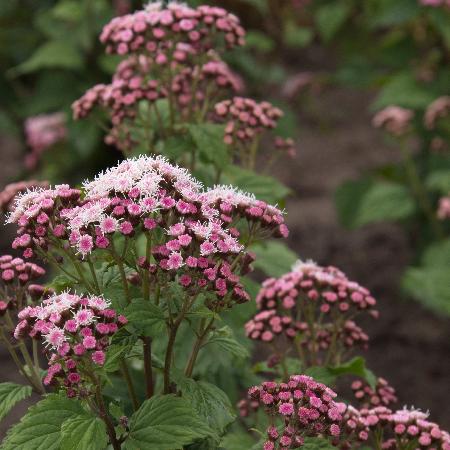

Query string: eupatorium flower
[372,106,414,136]
[24,112,67,169]
[100,2,245,57]
[245,260,377,368]
[14,292,127,397]
[437,195,450,220]
[0,180,49,215]
[248,375,344,449]
[351,377,398,408]
[424,96,450,129]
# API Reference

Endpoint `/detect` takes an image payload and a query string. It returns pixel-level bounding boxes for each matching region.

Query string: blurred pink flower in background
[372,106,414,136]
[437,196,450,220]
[24,112,67,169]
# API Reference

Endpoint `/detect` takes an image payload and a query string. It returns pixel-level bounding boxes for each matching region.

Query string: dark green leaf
[125,395,214,449]
[60,413,108,450]
[204,326,249,360]
[316,2,352,42]
[1,394,84,450]
[0,383,32,421]
[125,299,166,338]
[251,241,298,277]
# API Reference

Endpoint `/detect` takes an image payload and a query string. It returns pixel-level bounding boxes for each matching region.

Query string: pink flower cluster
[425,96,450,129]
[14,292,127,397]
[24,113,67,169]
[0,180,49,215]
[0,254,47,315]
[100,2,245,57]
[275,136,297,159]
[345,406,450,449]
[419,0,450,7]
[246,260,377,365]
[372,106,414,136]
[8,184,81,260]
[437,195,450,220]
[215,97,283,145]
[248,375,344,449]
[351,377,397,408]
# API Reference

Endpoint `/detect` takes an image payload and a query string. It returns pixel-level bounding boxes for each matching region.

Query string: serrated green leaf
[177,378,235,435]
[0,382,32,421]
[102,344,130,372]
[251,241,298,277]
[125,299,166,337]
[204,326,249,360]
[1,394,84,450]
[188,123,230,168]
[125,395,214,449]
[60,414,108,450]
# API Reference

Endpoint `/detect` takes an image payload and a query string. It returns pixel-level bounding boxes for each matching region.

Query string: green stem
[120,360,139,411]
[87,256,101,294]
[142,337,154,398]
[184,318,214,377]
[110,240,131,304]
[400,142,444,240]
[94,384,121,450]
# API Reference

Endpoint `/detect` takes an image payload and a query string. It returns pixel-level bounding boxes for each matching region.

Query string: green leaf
[177,379,235,435]
[204,326,249,360]
[251,241,298,277]
[13,40,83,74]
[1,394,84,450]
[222,166,290,204]
[305,357,376,388]
[221,430,257,450]
[188,123,230,168]
[160,134,195,161]
[283,23,313,48]
[125,299,166,338]
[60,414,108,450]
[316,2,352,42]
[302,437,335,449]
[245,31,275,53]
[125,395,214,449]
[336,180,416,228]
[425,169,450,194]
[102,344,130,372]
[0,383,32,421]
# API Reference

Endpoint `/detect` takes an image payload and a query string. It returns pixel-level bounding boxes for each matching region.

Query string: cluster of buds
[248,375,344,449]
[437,195,450,220]
[0,255,47,315]
[24,112,67,169]
[274,136,297,159]
[343,406,450,449]
[351,377,398,408]
[372,106,414,136]
[246,260,377,367]
[425,96,450,129]
[8,184,81,260]
[14,292,127,397]
[0,180,49,215]
[99,2,245,57]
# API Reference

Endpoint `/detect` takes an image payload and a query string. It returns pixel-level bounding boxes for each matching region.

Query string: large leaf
[336,179,416,228]
[124,395,214,449]
[13,40,83,74]
[0,383,32,421]
[425,169,450,194]
[251,241,298,277]
[60,414,108,450]
[188,123,230,168]
[125,299,166,337]
[306,357,376,388]
[177,379,235,435]
[1,394,84,450]
[222,166,290,204]
[316,1,352,42]
[204,326,249,360]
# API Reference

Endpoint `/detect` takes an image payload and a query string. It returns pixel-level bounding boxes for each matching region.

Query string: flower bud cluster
[8,184,81,260]
[351,377,397,408]
[246,260,377,365]
[0,181,49,215]
[437,195,450,220]
[275,136,297,159]
[215,97,283,145]
[24,113,67,169]
[0,255,47,315]
[99,2,245,57]
[248,375,344,449]
[424,96,450,129]
[372,106,414,136]
[14,292,127,397]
